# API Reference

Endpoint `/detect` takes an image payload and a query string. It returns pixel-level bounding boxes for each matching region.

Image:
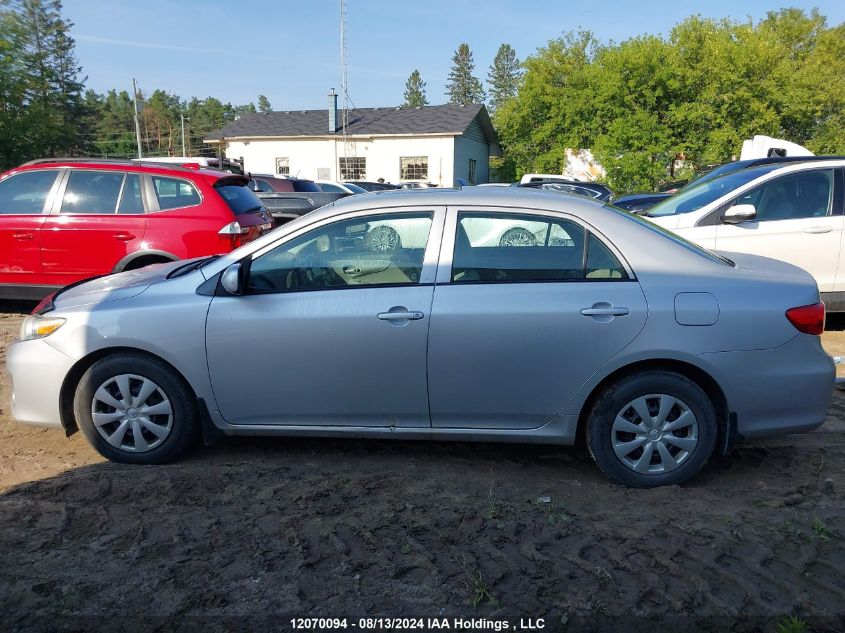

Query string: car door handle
[378,310,424,321]
[580,306,629,316]
[113,232,135,241]
[12,232,35,240]
[803,226,833,234]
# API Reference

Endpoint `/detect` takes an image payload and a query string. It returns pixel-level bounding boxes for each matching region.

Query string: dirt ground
[0,302,843,633]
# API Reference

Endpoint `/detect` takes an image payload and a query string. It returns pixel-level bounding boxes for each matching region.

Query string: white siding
[454,134,490,185]
[225,135,458,186]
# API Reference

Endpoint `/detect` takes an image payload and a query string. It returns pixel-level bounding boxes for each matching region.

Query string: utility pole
[132,78,143,159]
[180,113,187,156]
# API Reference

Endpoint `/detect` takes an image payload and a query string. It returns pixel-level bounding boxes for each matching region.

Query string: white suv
[645,160,845,310]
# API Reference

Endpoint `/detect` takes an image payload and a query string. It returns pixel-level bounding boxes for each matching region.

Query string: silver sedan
[7,188,834,487]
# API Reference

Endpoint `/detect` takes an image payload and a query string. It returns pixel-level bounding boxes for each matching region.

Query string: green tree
[402,69,428,107]
[446,43,484,104]
[0,0,85,168]
[487,43,520,114]
[257,94,272,113]
[495,11,845,193]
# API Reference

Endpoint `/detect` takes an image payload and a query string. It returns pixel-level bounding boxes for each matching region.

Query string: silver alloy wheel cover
[366,225,401,251]
[499,227,537,247]
[611,393,699,474]
[90,373,173,452]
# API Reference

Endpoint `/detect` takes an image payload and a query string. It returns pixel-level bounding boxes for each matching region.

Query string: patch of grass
[456,555,499,609]
[401,542,412,555]
[594,566,618,592]
[776,615,808,633]
[485,475,509,520]
[544,500,572,526]
[812,518,837,541]
[467,568,496,608]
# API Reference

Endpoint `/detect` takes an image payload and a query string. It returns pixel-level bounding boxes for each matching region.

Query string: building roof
[205,103,498,149]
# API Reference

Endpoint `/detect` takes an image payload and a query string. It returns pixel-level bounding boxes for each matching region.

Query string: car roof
[11,158,239,184]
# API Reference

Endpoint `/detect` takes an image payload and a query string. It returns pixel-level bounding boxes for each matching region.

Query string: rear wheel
[586,371,717,487]
[74,353,198,464]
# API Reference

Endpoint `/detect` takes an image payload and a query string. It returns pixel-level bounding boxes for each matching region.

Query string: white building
[205,95,499,186]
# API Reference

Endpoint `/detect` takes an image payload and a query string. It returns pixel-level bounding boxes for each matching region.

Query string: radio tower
[339,0,352,159]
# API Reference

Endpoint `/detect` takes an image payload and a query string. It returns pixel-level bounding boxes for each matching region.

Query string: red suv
[0,159,272,299]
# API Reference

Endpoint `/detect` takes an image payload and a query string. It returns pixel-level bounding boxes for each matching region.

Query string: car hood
[49,260,193,311]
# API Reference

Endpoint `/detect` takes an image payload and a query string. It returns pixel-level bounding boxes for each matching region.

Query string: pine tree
[446,43,485,105]
[257,94,272,113]
[402,69,428,107]
[16,0,85,157]
[487,43,520,114]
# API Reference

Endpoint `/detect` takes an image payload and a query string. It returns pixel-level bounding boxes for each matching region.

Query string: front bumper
[698,334,835,439]
[7,338,76,428]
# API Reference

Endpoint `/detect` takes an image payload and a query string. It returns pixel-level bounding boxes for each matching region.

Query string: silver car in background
[7,188,834,487]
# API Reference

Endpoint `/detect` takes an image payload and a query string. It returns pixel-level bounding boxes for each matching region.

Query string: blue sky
[64,0,845,110]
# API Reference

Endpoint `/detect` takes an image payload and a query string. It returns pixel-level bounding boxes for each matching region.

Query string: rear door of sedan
[205,206,444,427]
[427,207,648,430]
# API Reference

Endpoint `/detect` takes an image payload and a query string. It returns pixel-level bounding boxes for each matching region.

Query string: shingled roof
[205,103,498,148]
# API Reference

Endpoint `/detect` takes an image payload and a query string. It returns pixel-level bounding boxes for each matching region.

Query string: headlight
[19,316,66,341]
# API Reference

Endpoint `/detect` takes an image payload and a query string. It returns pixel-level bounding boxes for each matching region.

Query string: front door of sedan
[427,209,648,430]
[714,168,843,292]
[205,208,444,427]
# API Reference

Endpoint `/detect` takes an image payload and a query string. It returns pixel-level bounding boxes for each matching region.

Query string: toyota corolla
[6,188,834,487]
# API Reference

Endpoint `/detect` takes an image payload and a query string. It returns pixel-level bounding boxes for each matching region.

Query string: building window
[468,159,477,185]
[275,157,289,176]
[340,157,366,180]
[400,156,428,181]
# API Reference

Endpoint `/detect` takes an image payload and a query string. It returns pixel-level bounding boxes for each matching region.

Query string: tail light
[786,302,825,335]
[219,221,246,250]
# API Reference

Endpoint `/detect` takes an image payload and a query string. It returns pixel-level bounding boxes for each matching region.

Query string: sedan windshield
[646,164,781,217]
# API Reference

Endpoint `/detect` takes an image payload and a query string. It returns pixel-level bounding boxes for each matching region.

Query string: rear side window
[151,176,201,210]
[61,170,124,214]
[292,180,321,193]
[452,212,629,283]
[118,174,144,214]
[453,213,586,282]
[0,170,59,214]
[216,184,264,216]
[586,233,629,279]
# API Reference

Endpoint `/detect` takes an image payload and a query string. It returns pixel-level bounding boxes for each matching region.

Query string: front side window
[726,169,834,222]
[276,157,290,176]
[452,212,628,283]
[339,157,366,181]
[400,156,428,181]
[0,170,59,214]
[248,212,433,293]
[61,170,125,214]
[151,176,201,210]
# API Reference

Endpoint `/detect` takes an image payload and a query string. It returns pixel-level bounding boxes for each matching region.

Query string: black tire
[586,370,718,487]
[74,353,198,464]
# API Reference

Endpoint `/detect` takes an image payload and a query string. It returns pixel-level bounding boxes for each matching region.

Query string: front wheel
[586,371,718,487]
[74,353,198,464]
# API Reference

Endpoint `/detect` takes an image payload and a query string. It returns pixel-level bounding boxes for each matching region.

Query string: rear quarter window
[216,184,265,216]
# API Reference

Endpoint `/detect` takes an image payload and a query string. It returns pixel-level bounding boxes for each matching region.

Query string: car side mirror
[723,203,757,224]
[220,263,244,295]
